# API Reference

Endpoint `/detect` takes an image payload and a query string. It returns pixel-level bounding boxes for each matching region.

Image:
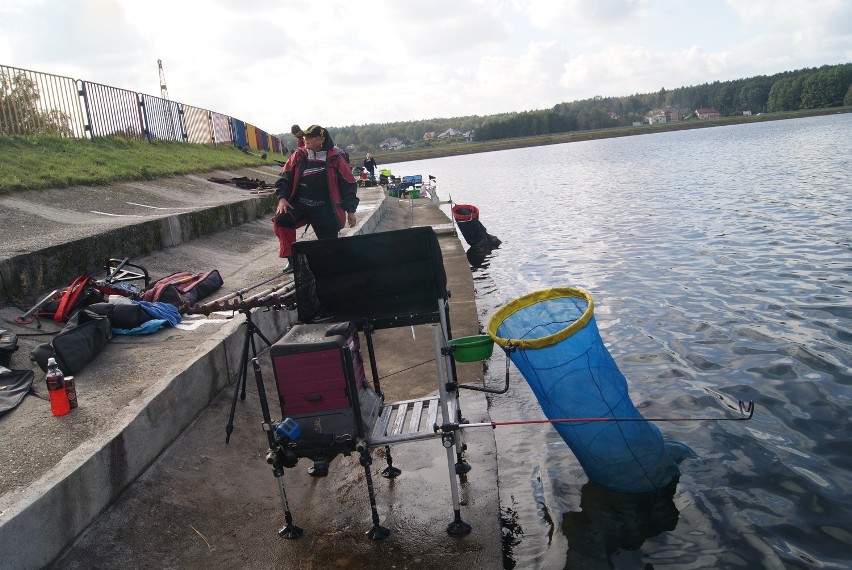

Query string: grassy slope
[0,136,272,193]
[1,107,848,192]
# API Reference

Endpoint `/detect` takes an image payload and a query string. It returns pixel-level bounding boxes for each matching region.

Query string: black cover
[0,368,34,416]
[293,227,447,329]
[31,309,112,375]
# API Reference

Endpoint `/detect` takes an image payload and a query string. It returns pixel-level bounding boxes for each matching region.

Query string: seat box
[271,322,366,418]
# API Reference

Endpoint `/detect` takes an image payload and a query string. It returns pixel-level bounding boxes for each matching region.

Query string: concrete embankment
[0,170,501,569]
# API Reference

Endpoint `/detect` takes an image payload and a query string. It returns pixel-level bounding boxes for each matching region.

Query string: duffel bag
[85,302,152,330]
[31,309,112,375]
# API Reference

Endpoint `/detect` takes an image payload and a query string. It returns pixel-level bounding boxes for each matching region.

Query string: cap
[302,125,325,138]
[291,124,304,137]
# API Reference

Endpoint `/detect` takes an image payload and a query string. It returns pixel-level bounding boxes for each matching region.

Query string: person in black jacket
[363,153,378,178]
[273,125,358,274]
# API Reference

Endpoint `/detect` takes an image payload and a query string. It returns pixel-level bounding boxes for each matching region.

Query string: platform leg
[381,445,402,478]
[359,446,391,539]
[275,471,304,539]
[444,438,472,536]
[436,304,472,475]
[432,323,472,535]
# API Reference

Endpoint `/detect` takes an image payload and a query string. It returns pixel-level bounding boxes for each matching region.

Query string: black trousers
[274,199,340,257]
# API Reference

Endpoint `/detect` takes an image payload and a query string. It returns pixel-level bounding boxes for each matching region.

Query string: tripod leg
[225,319,253,443]
[359,446,390,539]
[225,310,276,444]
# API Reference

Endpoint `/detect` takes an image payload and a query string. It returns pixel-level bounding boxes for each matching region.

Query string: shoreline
[352,106,852,165]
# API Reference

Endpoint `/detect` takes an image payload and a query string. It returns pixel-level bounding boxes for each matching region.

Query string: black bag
[86,302,152,330]
[31,309,112,375]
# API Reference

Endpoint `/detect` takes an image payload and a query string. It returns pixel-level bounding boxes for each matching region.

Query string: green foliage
[0,72,74,136]
[304,63,851,145]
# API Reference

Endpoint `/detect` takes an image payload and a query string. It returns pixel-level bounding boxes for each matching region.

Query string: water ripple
[385,114,852,568]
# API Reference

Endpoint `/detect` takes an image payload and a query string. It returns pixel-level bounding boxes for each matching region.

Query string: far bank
[351,106,852,166]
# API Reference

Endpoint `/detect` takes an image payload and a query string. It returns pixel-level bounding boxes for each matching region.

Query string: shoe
[282,259,294,274]
[308,461,328,477]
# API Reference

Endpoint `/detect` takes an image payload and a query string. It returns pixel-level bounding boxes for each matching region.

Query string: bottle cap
[47,357,57,367]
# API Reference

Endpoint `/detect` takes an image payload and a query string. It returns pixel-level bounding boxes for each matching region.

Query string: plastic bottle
[65,375,78,409]
[45,357,70,416]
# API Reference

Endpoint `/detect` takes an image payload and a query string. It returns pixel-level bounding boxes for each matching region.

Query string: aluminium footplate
[368,396,458,446]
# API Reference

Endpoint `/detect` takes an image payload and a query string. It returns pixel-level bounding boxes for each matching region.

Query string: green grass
[0,135,272,193]
[2,106,848,193]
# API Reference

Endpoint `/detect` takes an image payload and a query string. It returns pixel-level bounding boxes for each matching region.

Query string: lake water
[385,113,852,569]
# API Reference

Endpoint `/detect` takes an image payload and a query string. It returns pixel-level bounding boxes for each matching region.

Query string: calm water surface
[386,114,852,569]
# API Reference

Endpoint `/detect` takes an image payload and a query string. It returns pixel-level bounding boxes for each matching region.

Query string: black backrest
[293,227,447,329]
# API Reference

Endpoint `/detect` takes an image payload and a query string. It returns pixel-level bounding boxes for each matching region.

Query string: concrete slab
[0,177,501,569]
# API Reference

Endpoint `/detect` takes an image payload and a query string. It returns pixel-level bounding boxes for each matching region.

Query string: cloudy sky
[2,0,850,134]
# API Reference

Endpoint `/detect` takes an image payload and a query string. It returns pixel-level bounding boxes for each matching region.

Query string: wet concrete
[0,172,501,569]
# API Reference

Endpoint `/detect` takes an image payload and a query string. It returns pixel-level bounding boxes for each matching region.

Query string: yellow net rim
[486,287,594,350]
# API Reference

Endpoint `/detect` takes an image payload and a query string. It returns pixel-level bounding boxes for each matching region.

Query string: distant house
[665,106,680,122]
[463,130,474,141]
[437,128,462,139]
[647,111,667,125]
[742,110,752,116]
[423,131,436,140]
[648,106,681,124]
[695,108,720,120]
[346,143,356,151]
[379,137,404,150]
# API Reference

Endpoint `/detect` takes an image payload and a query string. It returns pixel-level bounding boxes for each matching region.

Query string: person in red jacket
[273,124,358,274]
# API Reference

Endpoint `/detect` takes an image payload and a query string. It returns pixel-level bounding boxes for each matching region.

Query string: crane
[158,59,169,100]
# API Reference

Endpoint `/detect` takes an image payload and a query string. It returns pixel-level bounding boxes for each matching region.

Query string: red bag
[140,271,223,313]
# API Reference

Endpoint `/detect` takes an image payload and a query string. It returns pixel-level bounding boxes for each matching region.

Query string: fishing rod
[185,274,295,315]
[435,400,754,433]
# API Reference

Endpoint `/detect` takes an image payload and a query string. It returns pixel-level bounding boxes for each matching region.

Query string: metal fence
[0,63,283,155]
[1,65,87,138]
[80,80,145,139]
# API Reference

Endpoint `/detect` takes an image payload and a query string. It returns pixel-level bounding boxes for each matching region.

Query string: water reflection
[562,478,680,570]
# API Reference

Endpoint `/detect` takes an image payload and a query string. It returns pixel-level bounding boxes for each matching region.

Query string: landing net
[487,287,679,493]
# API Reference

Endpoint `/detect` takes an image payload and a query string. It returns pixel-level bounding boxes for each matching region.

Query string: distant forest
[319,63,851,151]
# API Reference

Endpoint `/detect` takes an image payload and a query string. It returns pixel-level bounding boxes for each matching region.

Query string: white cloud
[1,0,849,131]
[512,0,650,29]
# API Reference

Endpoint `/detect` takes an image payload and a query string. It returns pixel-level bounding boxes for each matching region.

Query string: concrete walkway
[0,169,501,569]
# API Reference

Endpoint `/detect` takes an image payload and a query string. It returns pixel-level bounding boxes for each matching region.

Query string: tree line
[320,63,851,149]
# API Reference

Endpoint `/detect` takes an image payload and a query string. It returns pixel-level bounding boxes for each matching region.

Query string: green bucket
[409,188,420,198]
[448,335,494,362]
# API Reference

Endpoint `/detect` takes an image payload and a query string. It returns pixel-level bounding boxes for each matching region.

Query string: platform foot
[278,524,304,539]
[381,466,402,478]
[366,525,391,540]
[447,519,472,536]
[455,461,472,475]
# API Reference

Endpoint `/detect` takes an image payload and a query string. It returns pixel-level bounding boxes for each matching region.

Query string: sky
[2,0,850,134]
